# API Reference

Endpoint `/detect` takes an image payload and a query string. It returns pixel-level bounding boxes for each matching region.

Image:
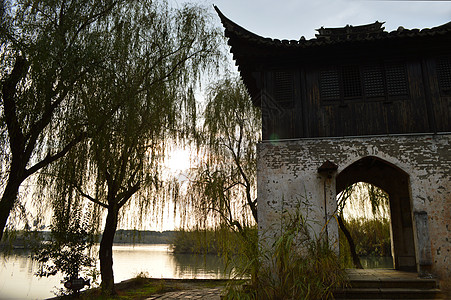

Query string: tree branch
[24,131,86,178]
[2,56,28,156]
[117,183,140,208]
[67,1,120,50]
[73,184,108,209]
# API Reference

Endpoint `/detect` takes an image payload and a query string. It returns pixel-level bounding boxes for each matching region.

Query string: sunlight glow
[166,149,191,173]
[340,182,390,220]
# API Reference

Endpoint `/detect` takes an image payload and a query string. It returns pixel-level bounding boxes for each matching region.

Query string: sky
[204,0,451,40]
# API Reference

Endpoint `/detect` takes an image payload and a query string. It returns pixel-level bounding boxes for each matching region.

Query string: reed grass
[223,207,347,300]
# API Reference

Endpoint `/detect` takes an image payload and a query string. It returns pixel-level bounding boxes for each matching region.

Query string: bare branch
[73,184,108,209]
[24,132,86,179]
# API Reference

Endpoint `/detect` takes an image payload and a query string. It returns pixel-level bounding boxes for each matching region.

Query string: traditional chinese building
[216,6,450,279]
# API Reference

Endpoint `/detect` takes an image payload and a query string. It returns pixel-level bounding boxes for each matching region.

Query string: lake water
[0,244,395,300]
[0,244,227,300]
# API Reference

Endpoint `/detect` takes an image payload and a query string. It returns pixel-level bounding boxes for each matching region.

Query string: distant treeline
[172,218,391,259]
[2,218,390,259]
[0,230,177,250]
[113,230,176,244]
[0,230,50,250]
[171,227,257,255]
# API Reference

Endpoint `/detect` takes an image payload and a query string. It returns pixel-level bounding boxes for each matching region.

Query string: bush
[33,213,97,296]
[171,226,258,257]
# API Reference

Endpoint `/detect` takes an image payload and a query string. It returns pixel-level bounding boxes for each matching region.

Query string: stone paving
[145,287,223,300]
[346,268,433,280]
[143,270,445,299]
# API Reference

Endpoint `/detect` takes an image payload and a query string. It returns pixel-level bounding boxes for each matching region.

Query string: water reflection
[172,253,228,279]
[0,244,227,300]
[110,244,227,282]
[359,256,393,269]
[0,251,64,300]
[1,246,394,299]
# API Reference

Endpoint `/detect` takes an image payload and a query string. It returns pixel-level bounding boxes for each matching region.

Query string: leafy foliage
[336,182,390,268]
[172,228,222,255]
[33,208,97,296]
[2,0,224,294]
[183,76,260,232]
[175,76,261,297]
[0,0,125,239]
[338,182,389,219]
[36,1,223,294]
[340,217,391,260]
[171,226,258,257]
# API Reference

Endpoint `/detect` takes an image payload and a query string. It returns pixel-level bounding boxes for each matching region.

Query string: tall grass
[224,208,347,300]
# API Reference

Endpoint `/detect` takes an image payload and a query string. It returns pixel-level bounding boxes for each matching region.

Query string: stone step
[333,287,444,299]
[349,278,438,289]
[334,269,446,299]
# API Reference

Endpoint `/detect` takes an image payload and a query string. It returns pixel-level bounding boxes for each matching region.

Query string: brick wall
[257,134,450,278]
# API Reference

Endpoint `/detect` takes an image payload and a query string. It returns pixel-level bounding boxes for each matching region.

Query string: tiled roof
[214,6,451,49]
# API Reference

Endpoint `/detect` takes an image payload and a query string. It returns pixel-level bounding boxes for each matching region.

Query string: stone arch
[336,156,417,272]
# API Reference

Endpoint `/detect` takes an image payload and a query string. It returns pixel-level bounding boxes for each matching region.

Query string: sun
[166,149,191,173]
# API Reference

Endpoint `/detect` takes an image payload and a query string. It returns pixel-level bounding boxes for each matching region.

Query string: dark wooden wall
[261,55,451,140]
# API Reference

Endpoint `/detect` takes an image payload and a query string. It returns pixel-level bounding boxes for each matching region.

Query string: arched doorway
[336,156,416,272]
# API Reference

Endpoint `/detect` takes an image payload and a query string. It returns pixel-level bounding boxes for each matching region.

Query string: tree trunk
[1,56,28,242]
[0,180,22,241]
[337,215,363,269]
[0,158,26,241]
[99,205,119,295]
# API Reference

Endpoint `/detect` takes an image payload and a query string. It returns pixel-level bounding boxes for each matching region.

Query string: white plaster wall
[257,134,450,278]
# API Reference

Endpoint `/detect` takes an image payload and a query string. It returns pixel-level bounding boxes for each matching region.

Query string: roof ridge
[214,5,451,47]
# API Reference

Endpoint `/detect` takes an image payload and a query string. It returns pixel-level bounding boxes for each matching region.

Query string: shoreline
[46,278,234,300]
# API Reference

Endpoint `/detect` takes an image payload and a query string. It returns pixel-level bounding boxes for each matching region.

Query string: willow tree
[46,1,222,294]
[185,76,260,233]
[336,182,389,268]
[0,0,122,241]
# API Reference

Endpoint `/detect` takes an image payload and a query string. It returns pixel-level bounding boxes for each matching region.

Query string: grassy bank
[54,276,229,300]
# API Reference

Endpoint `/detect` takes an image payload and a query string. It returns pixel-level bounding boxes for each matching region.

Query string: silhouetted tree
[0,0,122,241]
[46,1,222,294]
[34,204,96,296]
[185,76,260,233]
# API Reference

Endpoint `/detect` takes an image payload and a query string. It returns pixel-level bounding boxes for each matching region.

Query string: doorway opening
[337,182,392,269]
[336,156,417,272]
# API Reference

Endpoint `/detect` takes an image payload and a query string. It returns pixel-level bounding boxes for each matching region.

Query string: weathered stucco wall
[257,133,450,278]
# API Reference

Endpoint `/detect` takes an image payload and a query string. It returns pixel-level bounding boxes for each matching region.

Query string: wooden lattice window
[319,65,363,101]
[320,62,409,103]
[363,64,385,98]
[437,56,451,96]
[274,71,295,107]
[386,63,408,97]
[342,65,362,98]
[319,69,340,99]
